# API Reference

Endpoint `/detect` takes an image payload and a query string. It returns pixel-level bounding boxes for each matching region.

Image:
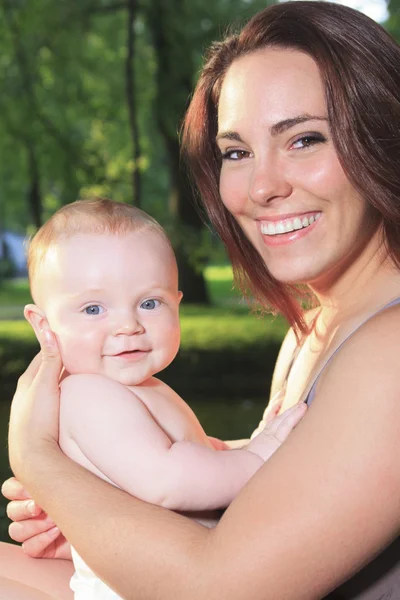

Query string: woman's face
[217,49,375,292]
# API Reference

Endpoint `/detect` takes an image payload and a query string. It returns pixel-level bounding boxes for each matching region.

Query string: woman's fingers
[22,531,71,561]
[1,477,32,502]
[6,499,44,522]
[9,328,63,480]
[32,328,63,397]
[15,352,42,394]
[5,503,70,561]
[8,513,56,543]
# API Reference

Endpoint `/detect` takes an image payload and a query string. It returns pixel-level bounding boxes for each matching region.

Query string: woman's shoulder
[331,299,400,364]
[315,301,400,414]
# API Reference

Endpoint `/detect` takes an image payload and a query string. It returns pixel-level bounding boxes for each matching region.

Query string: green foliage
[0,258,15,281]
[0,278,31,307]
[387,0,400,40]
[0,0,273,285]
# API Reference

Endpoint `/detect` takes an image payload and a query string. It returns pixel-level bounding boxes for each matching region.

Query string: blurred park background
[0,0,399,543]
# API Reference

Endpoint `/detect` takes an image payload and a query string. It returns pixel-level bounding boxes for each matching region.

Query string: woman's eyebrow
[270,115,328,136]
[216,115,328,142]
[216,131,244,144]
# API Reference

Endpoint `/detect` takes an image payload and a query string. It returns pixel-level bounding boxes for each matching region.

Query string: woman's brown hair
[182,1,400,333]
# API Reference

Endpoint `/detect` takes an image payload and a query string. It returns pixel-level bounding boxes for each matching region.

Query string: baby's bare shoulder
[60,373,142,425]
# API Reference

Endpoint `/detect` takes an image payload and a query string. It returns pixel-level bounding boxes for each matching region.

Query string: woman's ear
[24,304,50,342]
[178,291,183,304]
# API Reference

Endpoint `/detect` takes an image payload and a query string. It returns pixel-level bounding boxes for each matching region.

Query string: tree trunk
[125,0,142,206]
[27,146,42,228]
[166,137,209,303]
[148,0,209,303]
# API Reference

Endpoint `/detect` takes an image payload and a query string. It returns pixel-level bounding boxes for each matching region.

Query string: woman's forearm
[25,446,211,600]
[10,329,400,600]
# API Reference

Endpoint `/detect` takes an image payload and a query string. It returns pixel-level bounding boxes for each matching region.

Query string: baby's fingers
[267,402,307,442]
[262,388,286,424]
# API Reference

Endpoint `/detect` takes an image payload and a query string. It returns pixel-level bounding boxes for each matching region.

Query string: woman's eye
[221,149,250,161]
[140,299,161,310]
[291,133,326,150]
[84,305,105,315]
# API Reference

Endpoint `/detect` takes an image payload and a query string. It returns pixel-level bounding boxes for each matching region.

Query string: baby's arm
[60,374,305,512]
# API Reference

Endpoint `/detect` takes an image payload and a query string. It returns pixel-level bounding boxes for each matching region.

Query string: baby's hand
[246,403,307,462]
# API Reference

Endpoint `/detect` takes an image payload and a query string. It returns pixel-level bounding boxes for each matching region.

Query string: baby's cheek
[161,322,181,362]
[55,329,101,375]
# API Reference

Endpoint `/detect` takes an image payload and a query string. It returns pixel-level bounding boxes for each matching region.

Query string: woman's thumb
[36,328,63,387]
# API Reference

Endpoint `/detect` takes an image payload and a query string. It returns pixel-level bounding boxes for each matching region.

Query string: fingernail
[43,330,55,346]
[47,526,60,538]
[27,500,40,516]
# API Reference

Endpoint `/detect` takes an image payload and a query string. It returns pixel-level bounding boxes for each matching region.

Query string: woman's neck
[309,231,400,326]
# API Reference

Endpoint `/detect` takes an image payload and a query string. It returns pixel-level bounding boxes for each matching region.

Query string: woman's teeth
[260,213,321,236]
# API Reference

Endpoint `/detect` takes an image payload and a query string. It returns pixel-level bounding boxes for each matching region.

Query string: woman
[2,2,400,598]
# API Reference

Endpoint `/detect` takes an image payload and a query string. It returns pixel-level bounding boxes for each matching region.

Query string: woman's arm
[9,313,400,599]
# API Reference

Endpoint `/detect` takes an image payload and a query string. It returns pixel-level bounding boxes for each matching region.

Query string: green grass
[0,279,32,319]
[0,278,32,305]
[180,305,287,349]
[0,270,289,349]
[204,264,243,306]
[0,320,36,340]
[0,269,289,395]
[0,309,287,349]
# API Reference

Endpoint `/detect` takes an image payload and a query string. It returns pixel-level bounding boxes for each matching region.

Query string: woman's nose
[248,158,292,206]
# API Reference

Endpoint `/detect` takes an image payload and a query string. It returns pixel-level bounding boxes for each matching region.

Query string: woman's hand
[2,477,71,560]
[8,327,63,495]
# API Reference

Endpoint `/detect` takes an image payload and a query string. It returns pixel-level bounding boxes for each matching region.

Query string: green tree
[0,0,271,301]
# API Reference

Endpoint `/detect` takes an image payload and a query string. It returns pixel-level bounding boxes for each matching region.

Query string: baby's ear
[24,304,50,342]
[178,291,183,304]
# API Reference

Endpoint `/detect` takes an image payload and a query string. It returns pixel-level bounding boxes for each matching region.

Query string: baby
[24,198,306,599]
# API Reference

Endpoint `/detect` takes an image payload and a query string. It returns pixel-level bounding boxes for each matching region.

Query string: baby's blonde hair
[28,198,172,297]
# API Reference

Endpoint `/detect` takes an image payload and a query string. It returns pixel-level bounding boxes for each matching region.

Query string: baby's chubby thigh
[0,542,73,600]
[0,576,57,600]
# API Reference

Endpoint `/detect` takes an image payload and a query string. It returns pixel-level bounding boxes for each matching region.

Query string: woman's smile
[217,49,375,291]
[258,212,321,246]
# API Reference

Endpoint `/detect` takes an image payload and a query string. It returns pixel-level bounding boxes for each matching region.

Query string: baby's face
[33,230,182,386]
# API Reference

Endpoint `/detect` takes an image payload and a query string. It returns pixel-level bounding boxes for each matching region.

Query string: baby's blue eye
[84,305,104,315]
[140,299,160,310]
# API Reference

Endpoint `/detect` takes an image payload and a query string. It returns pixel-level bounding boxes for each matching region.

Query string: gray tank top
[302,296,400,599]
[306,295,400,406]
